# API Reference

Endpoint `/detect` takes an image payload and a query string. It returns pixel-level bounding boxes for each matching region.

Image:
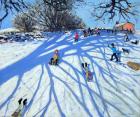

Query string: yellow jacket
[53,54,58,61]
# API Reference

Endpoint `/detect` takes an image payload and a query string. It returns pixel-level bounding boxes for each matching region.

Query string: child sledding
[81,62,93,82]
[49,49,59,65]
[12,98,27,117]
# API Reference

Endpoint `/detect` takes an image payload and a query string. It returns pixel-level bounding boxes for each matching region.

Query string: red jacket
[75,33,79,40]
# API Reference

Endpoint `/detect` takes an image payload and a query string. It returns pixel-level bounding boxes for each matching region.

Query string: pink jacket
[75,33,79,40]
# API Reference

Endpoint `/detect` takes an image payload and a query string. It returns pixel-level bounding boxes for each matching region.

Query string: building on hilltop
[114,22,135,33]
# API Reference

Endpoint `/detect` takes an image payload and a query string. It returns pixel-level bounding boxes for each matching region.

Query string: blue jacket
[109,46,117,53]
[111,47,117,53]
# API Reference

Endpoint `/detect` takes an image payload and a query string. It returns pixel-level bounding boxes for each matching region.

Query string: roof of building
[115,22,134,28]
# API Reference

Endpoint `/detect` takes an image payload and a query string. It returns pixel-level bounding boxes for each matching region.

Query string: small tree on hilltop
[62,11,86,30]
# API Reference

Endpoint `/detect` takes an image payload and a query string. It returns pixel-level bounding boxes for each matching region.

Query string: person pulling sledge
[108,43,119,62]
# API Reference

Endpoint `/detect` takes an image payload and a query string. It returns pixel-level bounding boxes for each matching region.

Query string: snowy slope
[0,30,140,117]
[0,28,20,34]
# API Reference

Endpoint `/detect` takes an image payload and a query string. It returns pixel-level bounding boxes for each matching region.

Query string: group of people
[106,29,117,34]
[73,27,101,42]
[108,32,133,62]
[83,27,100,37]
[49,31,133,80]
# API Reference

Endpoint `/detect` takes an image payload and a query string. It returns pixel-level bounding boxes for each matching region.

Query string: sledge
[11,106,22,117]
[81,63,93,82]
[12,98,27,117]
[49,62,58,66]
[49,49,60,66]
[12,111,21,117]
[49,58,59,66]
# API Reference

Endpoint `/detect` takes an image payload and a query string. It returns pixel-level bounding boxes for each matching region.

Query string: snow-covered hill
[0,30,140,117]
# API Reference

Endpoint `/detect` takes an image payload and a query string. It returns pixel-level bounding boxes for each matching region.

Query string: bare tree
[27,0,85,31]
[13,12,36,32]
[43,0,73,11]
[42,0,84,11]
[0,0,27,23]
[63,11,86,30]
[91,0,139,21]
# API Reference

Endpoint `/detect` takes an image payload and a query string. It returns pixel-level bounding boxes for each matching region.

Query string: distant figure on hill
[124,33,129,42]
[91,29,94,35]
[83,30,87,37]
[108,43,119,62]
[74,32,79,42]
[88,27,92,35]
[95,28,100,35]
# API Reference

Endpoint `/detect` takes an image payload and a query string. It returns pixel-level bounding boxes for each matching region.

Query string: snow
[115,23,125,28]
[0,28,20,34]
[0,30,140,117]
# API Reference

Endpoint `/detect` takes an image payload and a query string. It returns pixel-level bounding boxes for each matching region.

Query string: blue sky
[1,0,140,29]
[75,0,140,29]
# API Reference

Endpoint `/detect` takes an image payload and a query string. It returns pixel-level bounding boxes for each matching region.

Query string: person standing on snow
[74,32,79,42]
[108,43,119,62]
[88,27,92,35]
[83,30,87,37]
[124,33,129,42]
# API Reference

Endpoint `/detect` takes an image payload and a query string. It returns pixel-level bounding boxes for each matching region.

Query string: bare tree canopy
[92,0,139,21]
[1,0,139,30]
[42,0,84,11]
[13,12,36,32]
[43,0,72,11]
[0,0,27,22]
[26,0,85,31]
